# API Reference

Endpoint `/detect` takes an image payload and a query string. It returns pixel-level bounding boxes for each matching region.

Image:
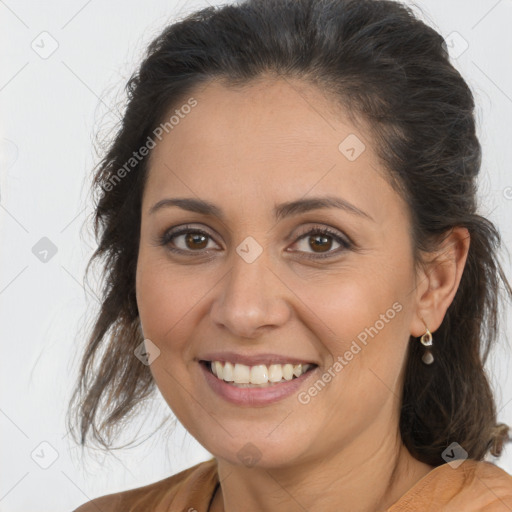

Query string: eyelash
[157,224,353,260]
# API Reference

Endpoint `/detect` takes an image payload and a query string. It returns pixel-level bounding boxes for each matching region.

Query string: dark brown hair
[67,0,512,466]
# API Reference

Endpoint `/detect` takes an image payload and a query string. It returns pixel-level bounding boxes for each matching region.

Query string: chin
[205,435,313,470]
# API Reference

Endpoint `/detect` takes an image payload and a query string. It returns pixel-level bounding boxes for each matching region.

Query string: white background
[1,1,511,511]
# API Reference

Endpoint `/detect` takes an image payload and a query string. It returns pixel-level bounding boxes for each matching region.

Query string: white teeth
[223,361,234,381]
[282,363,294,381]
[233,363,250,383]
[250,365,268,384]
[213,361,223,380]
[268,364,283,382]
[207,361,314,385]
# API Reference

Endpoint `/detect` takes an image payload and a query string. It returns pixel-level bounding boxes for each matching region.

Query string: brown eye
[308,234,333,253]
[289,227,352,259]
[159,226,219,254]
[183,232,209,250]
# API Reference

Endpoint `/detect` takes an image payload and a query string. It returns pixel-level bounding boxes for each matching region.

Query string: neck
[210,424,434,512]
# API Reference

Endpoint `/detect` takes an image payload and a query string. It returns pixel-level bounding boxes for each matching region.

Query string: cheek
[135,255,201,353]
[135,257,205,420]
[297,263,411,375]
[302,274,410,429]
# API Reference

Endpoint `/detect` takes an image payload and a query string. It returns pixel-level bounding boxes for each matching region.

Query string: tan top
[74,457,512,512]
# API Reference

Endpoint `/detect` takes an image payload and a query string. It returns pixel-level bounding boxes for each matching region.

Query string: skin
[135,76,470,512]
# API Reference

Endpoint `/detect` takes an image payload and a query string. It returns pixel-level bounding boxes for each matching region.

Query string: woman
[70,0,512,510]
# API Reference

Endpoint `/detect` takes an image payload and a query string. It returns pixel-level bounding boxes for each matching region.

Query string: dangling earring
[419,321,434,365]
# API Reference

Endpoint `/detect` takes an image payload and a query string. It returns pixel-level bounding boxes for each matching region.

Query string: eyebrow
[148,196,374,222]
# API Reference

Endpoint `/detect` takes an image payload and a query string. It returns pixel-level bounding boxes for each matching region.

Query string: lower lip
[199,362,319,406]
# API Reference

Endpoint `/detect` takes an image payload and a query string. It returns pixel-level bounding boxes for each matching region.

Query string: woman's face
[136,77,421,468]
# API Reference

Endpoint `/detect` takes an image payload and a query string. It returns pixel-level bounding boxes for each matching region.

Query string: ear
[410,227,470,337]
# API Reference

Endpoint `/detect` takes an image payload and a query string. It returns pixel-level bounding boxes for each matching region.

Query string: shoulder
[390,459,512,512]
[465,459,512,507]
[450,458,512,492]
[72,457,218,512]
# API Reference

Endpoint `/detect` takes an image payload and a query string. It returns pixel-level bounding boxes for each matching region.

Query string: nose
[210,248,291,339]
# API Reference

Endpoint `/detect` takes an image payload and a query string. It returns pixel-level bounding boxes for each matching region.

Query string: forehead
[151,77,365,161]
[143,77,396,220]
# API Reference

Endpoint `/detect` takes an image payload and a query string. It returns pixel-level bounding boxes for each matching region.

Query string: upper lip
[198,352,318,367]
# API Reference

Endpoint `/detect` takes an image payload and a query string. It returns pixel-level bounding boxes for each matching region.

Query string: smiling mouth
[200,360,318,387]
